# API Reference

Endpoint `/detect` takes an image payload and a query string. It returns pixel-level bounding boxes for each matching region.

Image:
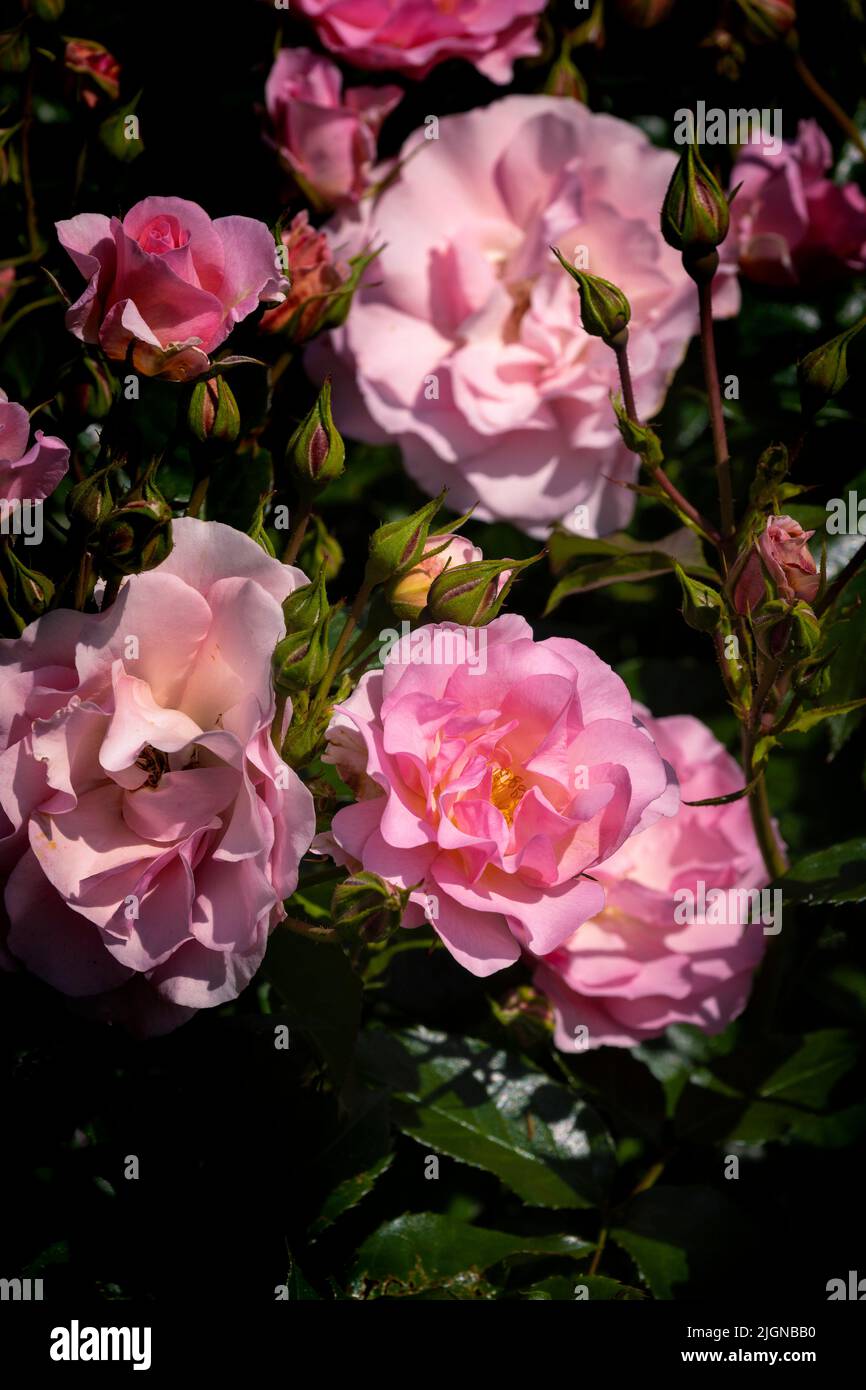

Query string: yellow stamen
[490,765,525,826]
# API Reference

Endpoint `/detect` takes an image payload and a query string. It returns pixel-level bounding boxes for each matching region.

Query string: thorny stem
[614,343,720,544]
[21,71,41,259]
[282,501,312,566]
[741,724,788,883]
[697,278,735,550]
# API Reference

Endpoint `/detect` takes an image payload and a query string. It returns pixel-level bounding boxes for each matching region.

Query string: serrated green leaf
[780,837,866,905]
[358,1026,615,1209]
[349,1212,591,1298]
[612,1187,755,1299]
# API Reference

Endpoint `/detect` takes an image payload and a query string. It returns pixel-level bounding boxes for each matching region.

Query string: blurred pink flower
[265,47,401,208]
[731,119,866,286]
[294,0,546,83]
[0,388,69,503]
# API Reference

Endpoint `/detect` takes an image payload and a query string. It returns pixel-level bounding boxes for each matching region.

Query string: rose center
[490,765,525,825]
[134,744,169,789]
[138,215,187,256]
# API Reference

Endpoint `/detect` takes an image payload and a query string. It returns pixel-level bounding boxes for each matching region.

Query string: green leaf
[348,1213,591,1299]
[782,697,866,735]
[98,92,144,163]
[285,1258,321,1300]
[545,528,714,613]
[310,1153,394,1237]
[263,928,362,1088]
[612,1187,756,1299]
[358,1026,615,1209]
[520,1273,645,1300]
[780,837,866,905]
[674,1030,864,1146]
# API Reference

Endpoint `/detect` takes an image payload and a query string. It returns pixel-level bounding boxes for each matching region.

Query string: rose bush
[532,710,773,1048]
[57,197,289,381]
[309,97,739,537]
[318,614,679,975]
[0,518,315,1035]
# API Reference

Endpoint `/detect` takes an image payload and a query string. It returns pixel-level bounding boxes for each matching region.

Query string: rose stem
[696,277,735,550]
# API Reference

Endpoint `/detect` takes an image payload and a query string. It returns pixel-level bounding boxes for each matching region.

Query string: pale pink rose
[56,198,289,381]
[265,48,401,208]
[260,212,351,340]
[318,615,678,976]
[532,710,775,1049]
[734,514,820,613]
[0,388,69,502]
[308,97,739,538]
[731,120,866,286]
[387,532,484,618]
[294,0,545,83]
[0,518,316,1036]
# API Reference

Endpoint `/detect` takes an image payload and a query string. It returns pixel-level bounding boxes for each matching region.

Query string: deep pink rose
[294,0,545,83]
[0,388,69,503]
[64,39,121,107]
[318,615,678,976]
[309,97,738,537]
[734,514,820,613]
[731,120,866,286]
[260,212,350,341]
[0,518,316,1035]
[56,198,289,381]
[532,710,774,1048]
[265,48,401,208]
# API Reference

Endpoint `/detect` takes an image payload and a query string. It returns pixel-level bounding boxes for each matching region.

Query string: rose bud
[286,379,345,493]
[97,489,173,578]
[298,514,344,582]
[365,490,445,587]
[331,871,408,948]
[551,250,631,348]
[425,554,539,626]
[282,567,329,634]
[544,52,588,103]
[733,515,820,614]
[736,0,796,42]
[387,533,483,621]
[661,143,731,279]
[247,491,276,557]
[66,465,115,535]
[797,317,866,418]
[491,985,555,1049]
[68,356,114,420]
[188,374,241,446]
[272,608,332,696]
[674,563,723,632]
[259,212,350,343]
[64,39,121,107]
[0,30,30,73]
[34,0,66,19]
[0,545,55,623]
[615,0,676,27]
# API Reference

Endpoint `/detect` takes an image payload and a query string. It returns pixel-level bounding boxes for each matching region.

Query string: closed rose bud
[797,317,866,418]
[544,52,587,103]
[551,251,631,348]
[272,608,332,695]
[616,0,676,27]
[674,563,723,632]
[426,554,539,626]
[68,357,114,420]
[331,870,407,947]
[298,514,343,583]
[97,489,173,577]
[491,985,555,1048]
[260,212,351,342]
[64,39,121,106]
[286,379,345,493]
[282,567,329,634]
[188,374,240,446]
[0,545,54,622]
[0,30,30,73]
[34,0,66,19]
[734,514,819,614]
[661,144,730,276]
[736,0,796,41]
[66,465,115,534]
[387,533,483,621]
[365,490,445,588]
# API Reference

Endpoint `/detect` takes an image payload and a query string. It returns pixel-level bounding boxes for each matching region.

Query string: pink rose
[265,48,401,209]
[734,514,820,613]
[0,518,316,1035]
[387,532,485,618]
[294,0,545,84]
[0,388,69,502]
[318,615,678,976]
[532,710,774,1048]
[731,120,866,286]
[56,197,289,381]
[259,212,350,340]
[309,97,738,537]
